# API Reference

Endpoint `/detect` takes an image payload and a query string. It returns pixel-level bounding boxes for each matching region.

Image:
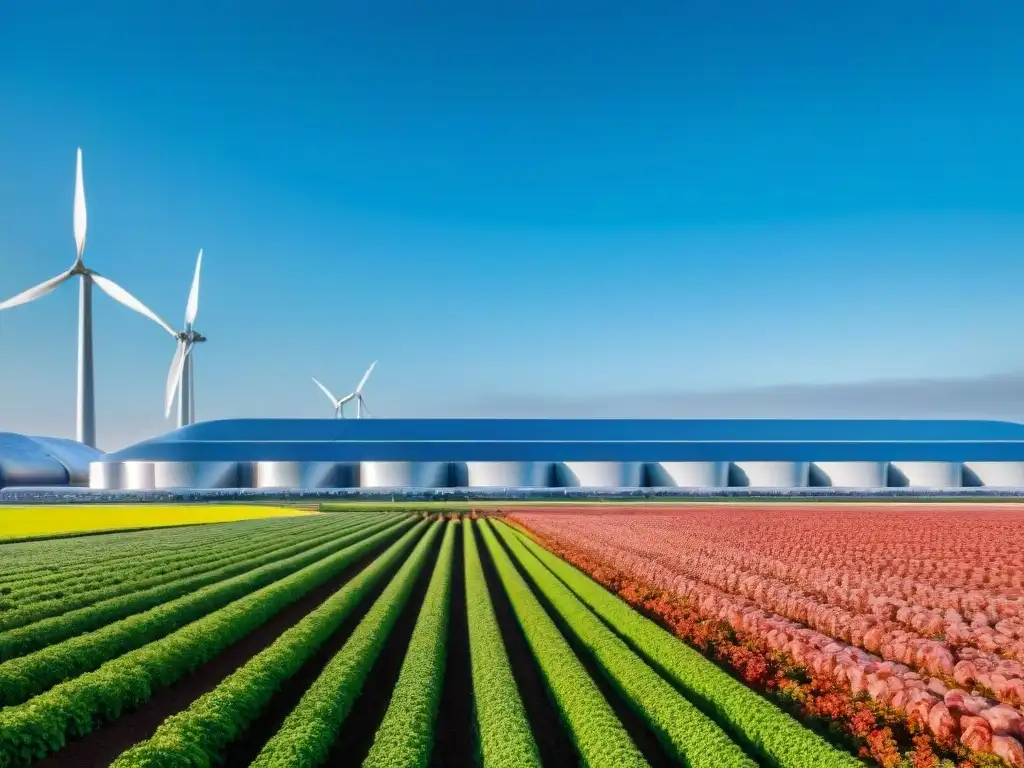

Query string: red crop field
[509,503,1024,768]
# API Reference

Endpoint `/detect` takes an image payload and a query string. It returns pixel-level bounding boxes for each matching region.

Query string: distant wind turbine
[0,148,175,448]
[312,361,377,418]
[161,250,207,427]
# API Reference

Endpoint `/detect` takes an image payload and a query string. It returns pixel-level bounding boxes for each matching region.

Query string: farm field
[0,503,1017,767]
[0,504,315,540]
[509,503,1024,768]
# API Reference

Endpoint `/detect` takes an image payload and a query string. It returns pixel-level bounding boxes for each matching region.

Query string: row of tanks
[88,459,1024,490]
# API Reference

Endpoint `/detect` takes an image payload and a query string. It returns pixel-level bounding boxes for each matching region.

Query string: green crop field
[0,506,887,768]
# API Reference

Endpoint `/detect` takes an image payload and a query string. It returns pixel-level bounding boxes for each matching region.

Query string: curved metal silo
[459,462,553,488]
[360,461,450,488]
[646,462,729,487]
[811,462,889,488]
[152,461,247,489]
[889,462,962,488]
[731,461,810,488]
[556,462,643,488]
[963,462,1024,487]
[254,461,357,489]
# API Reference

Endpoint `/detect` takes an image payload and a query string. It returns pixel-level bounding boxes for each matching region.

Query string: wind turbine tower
[0,149,174,448]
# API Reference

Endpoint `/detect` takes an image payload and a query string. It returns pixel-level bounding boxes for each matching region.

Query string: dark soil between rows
[37,530,400,768]
[474,521,578,767]
[222,525,433,767]
[491,525,675,768]
[323,527,444,765]
[430,524,474,768]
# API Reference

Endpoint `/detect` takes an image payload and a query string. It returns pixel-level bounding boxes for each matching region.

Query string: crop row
[505,522,863,768]
[0,514,314,582]
[0,513,376,632]
[462,517,540,768]
[111,519,434,766]
[250,521,445,765]
[0,512,343,604]
[363,520,457,767]
[0,515,409,706]
[0,516,416,766]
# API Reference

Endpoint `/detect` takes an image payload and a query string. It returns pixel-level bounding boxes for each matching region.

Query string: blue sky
[1,1,1023,449]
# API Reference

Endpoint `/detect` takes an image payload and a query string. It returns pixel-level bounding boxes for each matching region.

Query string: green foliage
[0,515,378,653]
[109,520,432,768]
[477,519,647,768]
[506,524,866,768]
[250,521,445,768]
[0,518,418,768]
[494,521,755,768]
[0,516,406,708]
[363,520,458,768]
[462,519,540,768]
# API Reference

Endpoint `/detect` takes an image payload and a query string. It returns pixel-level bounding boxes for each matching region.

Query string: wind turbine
[0,149,175,448]
[311,361,377,419]
[161,249,207,427]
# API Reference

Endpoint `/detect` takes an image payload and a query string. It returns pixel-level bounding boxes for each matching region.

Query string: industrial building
[0,432,102,487]
[84,418,1024,490]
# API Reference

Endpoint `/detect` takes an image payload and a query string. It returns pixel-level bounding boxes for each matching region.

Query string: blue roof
[100,418,1024,463]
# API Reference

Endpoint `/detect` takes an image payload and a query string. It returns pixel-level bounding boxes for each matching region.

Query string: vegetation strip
[507,523,865,768]
[250,521,445,767]
[363,520,457,768]
[0,518,416,767]
[477,519,648,768]
[494,521,755,768]
[108,520,432,767]
[463,519,541,768]
[0,516,408,707]
[0,515,369,633]
[0,513,340,601]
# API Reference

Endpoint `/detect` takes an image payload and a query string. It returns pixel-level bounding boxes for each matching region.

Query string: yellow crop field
[0,504,317,540]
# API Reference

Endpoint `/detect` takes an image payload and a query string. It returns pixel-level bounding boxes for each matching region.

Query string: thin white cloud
[426,372,1024,422]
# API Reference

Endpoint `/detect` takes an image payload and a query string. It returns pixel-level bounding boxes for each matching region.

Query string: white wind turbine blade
[165,341,187,418]
[90,272,177,336]
[355,360,377,394]
[185,249,203,326]
[74,148,87,262]
[312,377,339,405]
[0,269,75,311]
[358,394,372,418]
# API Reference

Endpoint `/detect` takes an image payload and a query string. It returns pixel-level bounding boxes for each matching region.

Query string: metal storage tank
[556,462,643,487]
[360,461,450,488]
[732,461,810,488]
[152,461,247,489]
[120,461,157,490]
[811,462,889,488]
[963,462,1024,487]
[889,462,962,488]
[459,462,552,487]
[88,461,122,490]
[254,461,357,489]
[647,462,729,487]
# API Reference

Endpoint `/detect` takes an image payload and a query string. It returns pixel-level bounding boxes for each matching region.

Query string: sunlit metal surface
[733,461,811,488]
[890,462,963,488]
[811,462,889,488]
[460,462,552,487]
[254,461,358,489]
[557,462,643,488]
[359,461,450,488]
[0,432,103,488]
[85,419,1024,490]
[963,462,1024,487]
[647,462,730,487]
